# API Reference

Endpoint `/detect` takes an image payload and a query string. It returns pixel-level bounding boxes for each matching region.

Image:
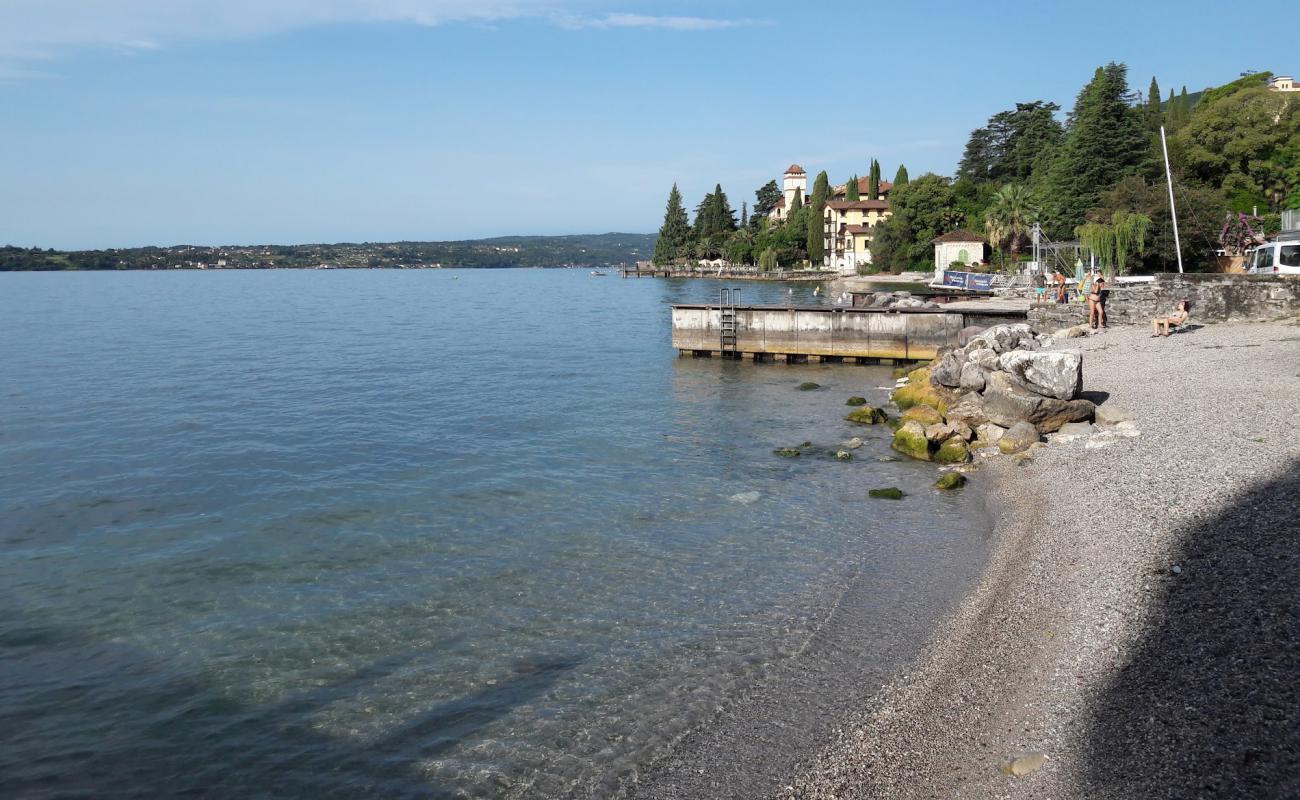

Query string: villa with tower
[766,163,895,275]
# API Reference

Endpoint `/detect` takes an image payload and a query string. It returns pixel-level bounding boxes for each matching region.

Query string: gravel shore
[784,321,1300,799]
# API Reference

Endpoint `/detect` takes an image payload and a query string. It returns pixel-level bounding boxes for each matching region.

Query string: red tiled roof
[785,164,805,175]
[845,224,873,234]
[774,196,786,208]
[932,230,985,243]
[826,199,890,211]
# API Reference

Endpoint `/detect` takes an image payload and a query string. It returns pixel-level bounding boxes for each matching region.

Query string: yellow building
[823,199,891,275]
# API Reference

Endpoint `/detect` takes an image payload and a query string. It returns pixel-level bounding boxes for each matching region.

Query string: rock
[957,325,986,347]
[1094,404,1134,427]
[891,420,933,461]
[729,490,761,504]
[835,449,853,461]
[945,393,989,429]
[934,472,967,490]
[868,487,904,500]
[845,406,889,425]
[924,422,954,443]
[1055,324,1088,339]
[841,437,865,450]
[1000,752,1048,777]
[934,437,972,464]
[845,396,868,406]
[980,372,1094,433]
[774,447,801,457]
[798,381,820,391]
[958,361,987,392]
[948,420,974,441]
[998,350,1083,401]
[967,347,998,371]
[998,421,1041,454]
[1056,421,1094,437]
[976,422,1006,444]
[902,404,944,426]
[890,366,950,414]
[931,353,964,388]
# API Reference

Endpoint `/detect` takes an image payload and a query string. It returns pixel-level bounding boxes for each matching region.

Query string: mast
[1160,125,1184,273]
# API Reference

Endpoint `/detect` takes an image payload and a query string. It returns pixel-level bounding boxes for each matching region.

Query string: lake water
[0,269,988,799]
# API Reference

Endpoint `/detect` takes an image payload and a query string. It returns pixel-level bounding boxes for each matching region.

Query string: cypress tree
[653,183,691,265]
[740,201,748,229]
[893,164,909,186]
[791,187,803,211]
[868,160,881,200]
[1178,86,1190,120]
[845,175,860,201]
[807,170,830,264]
[1146,76,1161,128]
[712,183,737,233]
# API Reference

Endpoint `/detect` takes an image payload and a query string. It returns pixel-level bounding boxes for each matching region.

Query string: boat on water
[589,270,607,277]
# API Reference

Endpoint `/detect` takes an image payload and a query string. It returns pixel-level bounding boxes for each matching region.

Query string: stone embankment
[1029,272,1300,328]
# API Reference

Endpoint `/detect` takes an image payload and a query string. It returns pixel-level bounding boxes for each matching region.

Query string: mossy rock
[835,449,853,461]
[845,396,868,406]
[890,422,933,461]
[934,437,972,465]
[901,404,944,426]
[891,365,912,379]
[774,447,801,458]
[886,417,903,432]
[891,367,949,414]
[934,472,967,490]
[845,406,888,425]
[798,382,821,391]
[868,487,905,500]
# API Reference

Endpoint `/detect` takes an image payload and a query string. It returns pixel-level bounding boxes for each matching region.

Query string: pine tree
[893,164,909,186]
[1040,63,1149,237]
[740,201,748,228]
[653,183,691,265]
[712,183,737,233]
[868,160,881,200]
[751,180,782,228]
[845,175,860,201]
[807,170,830,264]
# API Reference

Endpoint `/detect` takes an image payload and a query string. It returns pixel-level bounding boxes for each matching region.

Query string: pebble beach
[786,320,1300,799]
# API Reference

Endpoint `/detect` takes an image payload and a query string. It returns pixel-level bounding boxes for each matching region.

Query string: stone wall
[1028,273,1300,329]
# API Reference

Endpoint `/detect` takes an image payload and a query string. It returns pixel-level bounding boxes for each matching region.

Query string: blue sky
[0,0,1270,249]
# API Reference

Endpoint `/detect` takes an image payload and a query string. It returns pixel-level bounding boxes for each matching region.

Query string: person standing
[1088,277,1108,328]
[1033,270,1047,302]
[1052,270,1067,303]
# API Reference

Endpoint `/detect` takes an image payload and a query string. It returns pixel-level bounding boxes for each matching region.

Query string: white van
[1246,238,1300,274]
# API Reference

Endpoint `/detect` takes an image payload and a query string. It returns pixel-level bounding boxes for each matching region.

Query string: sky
[0,0,1273,249]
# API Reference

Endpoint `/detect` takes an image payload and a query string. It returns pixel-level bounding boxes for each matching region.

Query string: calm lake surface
[0,269,987,798]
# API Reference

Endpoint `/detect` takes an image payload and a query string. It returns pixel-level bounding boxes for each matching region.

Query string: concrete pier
[670,304,1026,362]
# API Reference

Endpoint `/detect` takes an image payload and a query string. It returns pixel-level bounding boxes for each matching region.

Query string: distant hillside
[0,232,658,271]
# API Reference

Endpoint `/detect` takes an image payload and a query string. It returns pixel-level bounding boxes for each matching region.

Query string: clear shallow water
[0,269,987,798]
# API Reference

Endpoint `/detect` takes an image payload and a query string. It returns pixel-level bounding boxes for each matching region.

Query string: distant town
[0,233,657,272]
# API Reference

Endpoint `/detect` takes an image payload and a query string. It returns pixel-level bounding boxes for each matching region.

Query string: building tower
[783,164,807,212]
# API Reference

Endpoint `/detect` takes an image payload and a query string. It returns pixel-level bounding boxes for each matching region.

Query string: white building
[932,230,986,281]
[1268,75,1299,92]
[768,164,807,221]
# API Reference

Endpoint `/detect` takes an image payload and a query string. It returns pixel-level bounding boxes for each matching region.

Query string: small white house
[932,230,986,280]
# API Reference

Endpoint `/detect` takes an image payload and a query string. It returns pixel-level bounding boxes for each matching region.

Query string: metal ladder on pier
[719,288,740,359]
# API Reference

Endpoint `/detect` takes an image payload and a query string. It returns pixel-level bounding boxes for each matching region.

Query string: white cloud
[0,1,756,78]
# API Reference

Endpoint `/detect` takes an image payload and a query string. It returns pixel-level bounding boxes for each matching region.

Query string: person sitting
[1151,299,1191,337]
[1088,278,1108,329]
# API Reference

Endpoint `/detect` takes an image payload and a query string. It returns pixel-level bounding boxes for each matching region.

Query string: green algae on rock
[934,437,972,464]
[845,406,889,425]
[891,420,933,461]
[901,404,944,426]
[798,381,821,391]
[868,487,905,500]
[845,396,868,406]
[774,447,801,458]
[891,366,949,414]
[934,472,967,490]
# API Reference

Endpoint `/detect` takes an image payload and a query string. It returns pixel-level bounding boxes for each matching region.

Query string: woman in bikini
[1151,299,1191,337]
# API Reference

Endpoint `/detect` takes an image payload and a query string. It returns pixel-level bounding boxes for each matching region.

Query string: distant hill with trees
[0,233,657,271]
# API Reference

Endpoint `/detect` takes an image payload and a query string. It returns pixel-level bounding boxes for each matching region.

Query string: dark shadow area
[1171,323,1204,335]
[0,612,578,799]
[1079,390,1111,407]
[1081,459,1299,799]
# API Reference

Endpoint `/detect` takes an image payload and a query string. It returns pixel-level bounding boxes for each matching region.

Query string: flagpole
[1160,125,1184,274]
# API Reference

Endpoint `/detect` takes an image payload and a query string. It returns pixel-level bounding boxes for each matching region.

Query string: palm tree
[984,184,1038,271]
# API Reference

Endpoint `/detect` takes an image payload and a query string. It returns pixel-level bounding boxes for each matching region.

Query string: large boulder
[845,406,889,425]
[945,392,989,429]
[998,421,1041,454]
[997,350,1083,401]
[958,361,987,393]
[891,420,933,461]
[902,404,944,426]
[931,352,964,388]
[891,366,951,414]
[980,372,1094,433]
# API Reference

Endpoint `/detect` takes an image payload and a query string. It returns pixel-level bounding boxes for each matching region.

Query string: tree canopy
[653,184,691,265]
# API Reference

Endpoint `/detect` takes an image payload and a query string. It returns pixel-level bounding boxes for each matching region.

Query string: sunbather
[1151,299,1191,337]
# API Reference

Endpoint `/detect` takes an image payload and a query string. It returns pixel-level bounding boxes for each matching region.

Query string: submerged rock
[1000,752,1048,777]
[841,437,865,450]
[868,487,904,500]
[845,395,868,406]
[835,449,853,461]
[934,471,967,490]
[774,447,801,458]
[845,406,889,425]
[798,381,821,391]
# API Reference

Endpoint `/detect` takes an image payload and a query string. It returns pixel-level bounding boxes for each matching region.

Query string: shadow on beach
[0,611,577,799]
[1080,458,1299,798]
